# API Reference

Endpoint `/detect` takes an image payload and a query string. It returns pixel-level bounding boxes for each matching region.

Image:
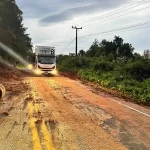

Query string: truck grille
[38,65,55,70]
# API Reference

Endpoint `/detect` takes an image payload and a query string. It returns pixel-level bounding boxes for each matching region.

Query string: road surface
[0,76,150,150]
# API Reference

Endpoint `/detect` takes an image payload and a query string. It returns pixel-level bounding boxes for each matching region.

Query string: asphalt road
[0,76,150,150]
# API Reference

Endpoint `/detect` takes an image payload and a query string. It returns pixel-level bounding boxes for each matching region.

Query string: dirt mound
[0,61,31,83]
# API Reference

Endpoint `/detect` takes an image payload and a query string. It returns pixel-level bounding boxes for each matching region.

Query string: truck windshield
[38,56,55,64]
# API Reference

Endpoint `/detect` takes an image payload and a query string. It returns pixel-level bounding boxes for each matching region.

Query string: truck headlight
[51,70,58,75]
[35,69,42,75]
[28,64,33,70]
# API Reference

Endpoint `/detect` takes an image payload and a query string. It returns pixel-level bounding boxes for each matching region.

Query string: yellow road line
[28,101,42,150]
[28,101,34,118]
[41,121,55,150]
[34,103,39,113]
[28,100,55,150]
[30,118,43,150]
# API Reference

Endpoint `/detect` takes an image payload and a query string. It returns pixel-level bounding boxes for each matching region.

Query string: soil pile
[0,61,32,83]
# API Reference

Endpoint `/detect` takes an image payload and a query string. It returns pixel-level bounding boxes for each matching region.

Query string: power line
[65,28,72,38]
[79,20,150,38]
[58,29,72,47]
[60,23,150,54]
[65,31,75,43]
[62,38,75,51]
[77,0,150,27]
[60,21,150,52]
[50,6,150,49]
[80,21,150,38]
[63,29,74,41]
[83,4,150,27]
[60,20,84,48]
[103,25,150,36]
[80,26,150,41]
[60,1,150,53]
[53,43,69,46]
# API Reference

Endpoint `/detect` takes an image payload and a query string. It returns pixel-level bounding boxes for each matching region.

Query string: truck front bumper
[35,69,58,75]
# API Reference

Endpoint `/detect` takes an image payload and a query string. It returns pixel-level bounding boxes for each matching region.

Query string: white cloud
[16,0,150,55]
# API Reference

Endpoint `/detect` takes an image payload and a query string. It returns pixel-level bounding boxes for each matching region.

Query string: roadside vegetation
[57,36,150,106]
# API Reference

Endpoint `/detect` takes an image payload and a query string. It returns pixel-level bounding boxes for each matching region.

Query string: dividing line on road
[33,101,55,150]
[110,98,150,118]
[27,99,55,150]
[41,121,55,150]
[28,101,42,150]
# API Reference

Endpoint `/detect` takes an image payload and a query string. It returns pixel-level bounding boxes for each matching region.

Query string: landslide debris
[0,61,24,82]
[0,61,32,93]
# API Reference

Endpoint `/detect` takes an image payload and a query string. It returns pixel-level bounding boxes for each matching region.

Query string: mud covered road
[0,76,150,150]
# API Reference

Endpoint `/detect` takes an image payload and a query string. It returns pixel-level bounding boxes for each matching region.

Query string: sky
[16,0,150,55]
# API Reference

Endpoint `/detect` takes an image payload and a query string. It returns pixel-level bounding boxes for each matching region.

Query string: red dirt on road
[0,64,150,150]
[53,77,150,149]
[29,76,150,150]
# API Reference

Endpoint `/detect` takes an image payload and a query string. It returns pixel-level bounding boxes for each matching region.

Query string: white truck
[34,46,57,75]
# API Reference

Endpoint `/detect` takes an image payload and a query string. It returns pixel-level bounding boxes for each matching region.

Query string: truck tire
[0,84,5,99]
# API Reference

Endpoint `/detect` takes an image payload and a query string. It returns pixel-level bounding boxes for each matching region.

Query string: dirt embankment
[0,61,33,83]
[0,61,22,82]
[0,61,33,97]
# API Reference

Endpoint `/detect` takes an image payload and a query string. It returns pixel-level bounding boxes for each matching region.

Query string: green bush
[125,60,150,81]
[94,61,114,72]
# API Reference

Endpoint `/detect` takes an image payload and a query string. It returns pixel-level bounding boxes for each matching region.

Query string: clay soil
[0,62,150,150]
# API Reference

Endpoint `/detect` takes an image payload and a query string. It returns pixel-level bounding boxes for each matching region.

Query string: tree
[84,36,135,60]
[0,0,32,62]
[112,36,135,59]
[113,36,123,48]
[78,49,85,56]
[120,43,134,59]
[86,39,99,57]
[133,53,142,60]
[100,40,116,56]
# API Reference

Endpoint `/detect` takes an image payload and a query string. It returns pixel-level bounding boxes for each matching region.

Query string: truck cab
[35,46,57,75]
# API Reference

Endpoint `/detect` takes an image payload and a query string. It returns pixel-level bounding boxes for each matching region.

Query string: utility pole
[72,26,82,56]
